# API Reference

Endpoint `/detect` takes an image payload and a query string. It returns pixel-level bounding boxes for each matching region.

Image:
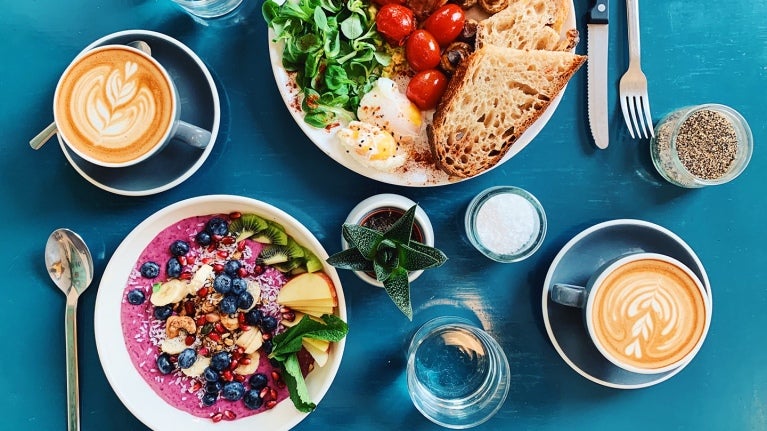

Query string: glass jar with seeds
[650,104,753,188]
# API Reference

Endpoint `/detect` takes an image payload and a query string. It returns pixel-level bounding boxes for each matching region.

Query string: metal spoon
[29,40,152,150]
[45,229,95,431]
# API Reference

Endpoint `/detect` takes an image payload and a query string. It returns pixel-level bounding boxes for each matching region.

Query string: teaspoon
[29,40,152,150]
[45,228,95,431]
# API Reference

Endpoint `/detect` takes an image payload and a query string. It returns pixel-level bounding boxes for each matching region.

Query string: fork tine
[628,96,643,139]
[620,95,636,139]
[635,98,650,139]
[640,97,654,137]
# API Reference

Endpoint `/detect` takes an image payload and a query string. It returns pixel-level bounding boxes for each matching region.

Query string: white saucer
[541,219,712,389]
[58,29,220,196]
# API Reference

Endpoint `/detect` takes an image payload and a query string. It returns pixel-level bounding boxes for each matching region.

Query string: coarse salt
[475,193,539,255]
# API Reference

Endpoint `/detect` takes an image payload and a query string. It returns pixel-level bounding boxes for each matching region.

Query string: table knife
[587,0,609,149]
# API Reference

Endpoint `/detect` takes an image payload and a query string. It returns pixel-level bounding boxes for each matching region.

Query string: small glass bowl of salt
[464,186,547,263]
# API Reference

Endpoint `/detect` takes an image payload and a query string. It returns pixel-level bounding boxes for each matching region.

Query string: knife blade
[587,0,609,149]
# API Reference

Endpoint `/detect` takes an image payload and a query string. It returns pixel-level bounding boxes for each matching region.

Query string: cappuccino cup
[551,253,711,375]
[53,44,210,167]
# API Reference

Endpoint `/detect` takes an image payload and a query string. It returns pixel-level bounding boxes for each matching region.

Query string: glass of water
[170,0,244,18]
[406,316,511,429]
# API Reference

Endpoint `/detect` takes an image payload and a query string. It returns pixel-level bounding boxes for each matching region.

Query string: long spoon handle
[30,122,57,150]
[65,294,80,431]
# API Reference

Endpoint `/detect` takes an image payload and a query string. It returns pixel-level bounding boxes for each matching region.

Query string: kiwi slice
[257,245,291,265]
[251,225,288,246]
[273,258,303,273]
[228,213,269,242]
[285,237,305,260]
[303,247,323,273]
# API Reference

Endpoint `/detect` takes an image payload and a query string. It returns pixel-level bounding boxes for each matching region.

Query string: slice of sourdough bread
[427,45,586,178]
[476,0,578,51]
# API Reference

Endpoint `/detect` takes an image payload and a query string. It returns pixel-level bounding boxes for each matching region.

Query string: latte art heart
[55,46,175,165]
[590,259,707,371]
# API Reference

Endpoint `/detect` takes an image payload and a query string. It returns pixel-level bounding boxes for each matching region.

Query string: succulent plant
[326,205,448,319]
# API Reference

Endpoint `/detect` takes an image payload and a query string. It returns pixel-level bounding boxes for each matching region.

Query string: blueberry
[237,291,254,310]
[153,305,173,320]
[178,348,197,369]
[201,391,218,407]
[166,257,182,278]
[262,340,273,355]
[203,367,219,383]
[126,288,145,305]
[140,261,160,278]
[224,260,242,277]
[219,294,238,314]
[231,277,248,296]
[205,380,223,394]
[195,231,212,246]
[210,352,231,372]
[221,381,245,401]
[206,217,229,236]
[213,274,232,294]
[156,353,174,375]
[248,373,268,391]
[169,240,190,256]
[243,389,263,410]
[245,309,263,326]
[260,316,278,332]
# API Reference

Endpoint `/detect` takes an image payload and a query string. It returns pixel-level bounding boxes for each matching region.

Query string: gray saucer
[58,29,220,196]
[542,219,712,389]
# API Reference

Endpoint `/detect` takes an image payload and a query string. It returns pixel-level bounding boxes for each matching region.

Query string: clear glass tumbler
[407,317,510,429]
[170,0,244,18]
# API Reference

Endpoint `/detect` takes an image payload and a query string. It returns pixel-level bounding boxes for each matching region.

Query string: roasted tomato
[423,4,466,46]
[376,4,416,46]
[406,69,448,110]
[405,29,441,72]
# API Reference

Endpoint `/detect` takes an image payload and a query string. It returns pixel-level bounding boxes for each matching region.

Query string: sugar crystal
[475,193,539,255]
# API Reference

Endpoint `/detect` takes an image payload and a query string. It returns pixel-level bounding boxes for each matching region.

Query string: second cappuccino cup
[53,44,211,168]
[551,252,711,375]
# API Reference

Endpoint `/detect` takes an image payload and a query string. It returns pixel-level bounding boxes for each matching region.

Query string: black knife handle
[589,0,609,24]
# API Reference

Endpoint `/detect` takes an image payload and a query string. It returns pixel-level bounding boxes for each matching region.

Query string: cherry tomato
[405,29,441,72]
[406,69,449,110]
[423,4,466,46]
[376,4,415,46]
[373,0,405,5]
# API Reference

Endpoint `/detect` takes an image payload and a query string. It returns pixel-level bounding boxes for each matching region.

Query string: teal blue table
[3,0,765,429]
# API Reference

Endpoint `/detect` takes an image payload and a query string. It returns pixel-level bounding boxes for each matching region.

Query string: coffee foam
[55,46,174,165]
[590,258,707,371]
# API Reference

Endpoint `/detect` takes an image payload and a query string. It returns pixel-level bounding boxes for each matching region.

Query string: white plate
[267,3,576,187]
[94,195,346,430]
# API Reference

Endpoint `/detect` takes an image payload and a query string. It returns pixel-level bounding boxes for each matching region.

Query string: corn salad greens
[263,0,390,128]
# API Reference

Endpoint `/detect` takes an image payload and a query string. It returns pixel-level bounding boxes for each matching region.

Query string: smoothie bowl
[94,195,347,430]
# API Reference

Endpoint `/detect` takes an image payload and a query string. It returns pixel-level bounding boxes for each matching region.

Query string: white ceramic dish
[541,219,712,389]
[94,195,346,430]
[59,29,220,196]
[267,2,576,187]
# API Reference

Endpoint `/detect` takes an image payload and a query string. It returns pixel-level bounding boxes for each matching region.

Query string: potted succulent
[327,195,448,320]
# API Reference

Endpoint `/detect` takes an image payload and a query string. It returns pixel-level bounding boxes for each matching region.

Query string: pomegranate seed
[178,256,188,266]
[213,263,225,273]
[280,306,291,313]
[228,359,239,370]
[238,324,249,332]
[180,271,193,280]
[234,374,246,382]
[271,370,281,381]
[197,287,208,297]
[270,388,278,400]
[253,265,264,275]
[237,267,249,277]
[236,346,245,355]
[198,347,210,357]
[212,234,224,243]
[239,357,251,365]
[185,335,195,346]
[170,355,178,363]
[211,412,223,423]
[215,323,226,334]
[237,241,246,252]
[217,250,229,259]
[221,236,235,245]
[265,400,277,410]
[202,257,214,265]
[229,211,242,219]
[223,410,236,420]
[190,381,202,392]
[184,302,195,315]
[237,313,246,324]
[208,333,221,342]
[232,350,242,361]
[262,332,272,341]
[196,316,207,326]
[259,387,271,400]
[207,244,217,252]
[221,370,233,381]
[282,312,296,322]
[277,380,286,388]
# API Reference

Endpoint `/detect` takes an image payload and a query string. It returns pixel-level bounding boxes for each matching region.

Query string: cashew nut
[220,313,240,331]
[166,315,196,338]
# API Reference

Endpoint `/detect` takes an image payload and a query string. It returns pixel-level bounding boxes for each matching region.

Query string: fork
[619,0,654,139]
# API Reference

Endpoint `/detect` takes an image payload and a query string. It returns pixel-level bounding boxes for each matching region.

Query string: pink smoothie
[120,213,309,421]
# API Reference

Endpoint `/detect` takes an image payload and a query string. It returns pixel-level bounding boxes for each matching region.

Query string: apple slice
[277,272,337,306]
[278,297,336,308]
[302,338,330,367]
[296,308,334,318]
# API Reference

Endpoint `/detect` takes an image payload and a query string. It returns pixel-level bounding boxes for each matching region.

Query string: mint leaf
[152,282,162,293]
[281,354,316,413]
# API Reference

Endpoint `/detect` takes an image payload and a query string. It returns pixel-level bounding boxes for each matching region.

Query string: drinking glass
[406,317,510,429]
[170,0,243,18]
